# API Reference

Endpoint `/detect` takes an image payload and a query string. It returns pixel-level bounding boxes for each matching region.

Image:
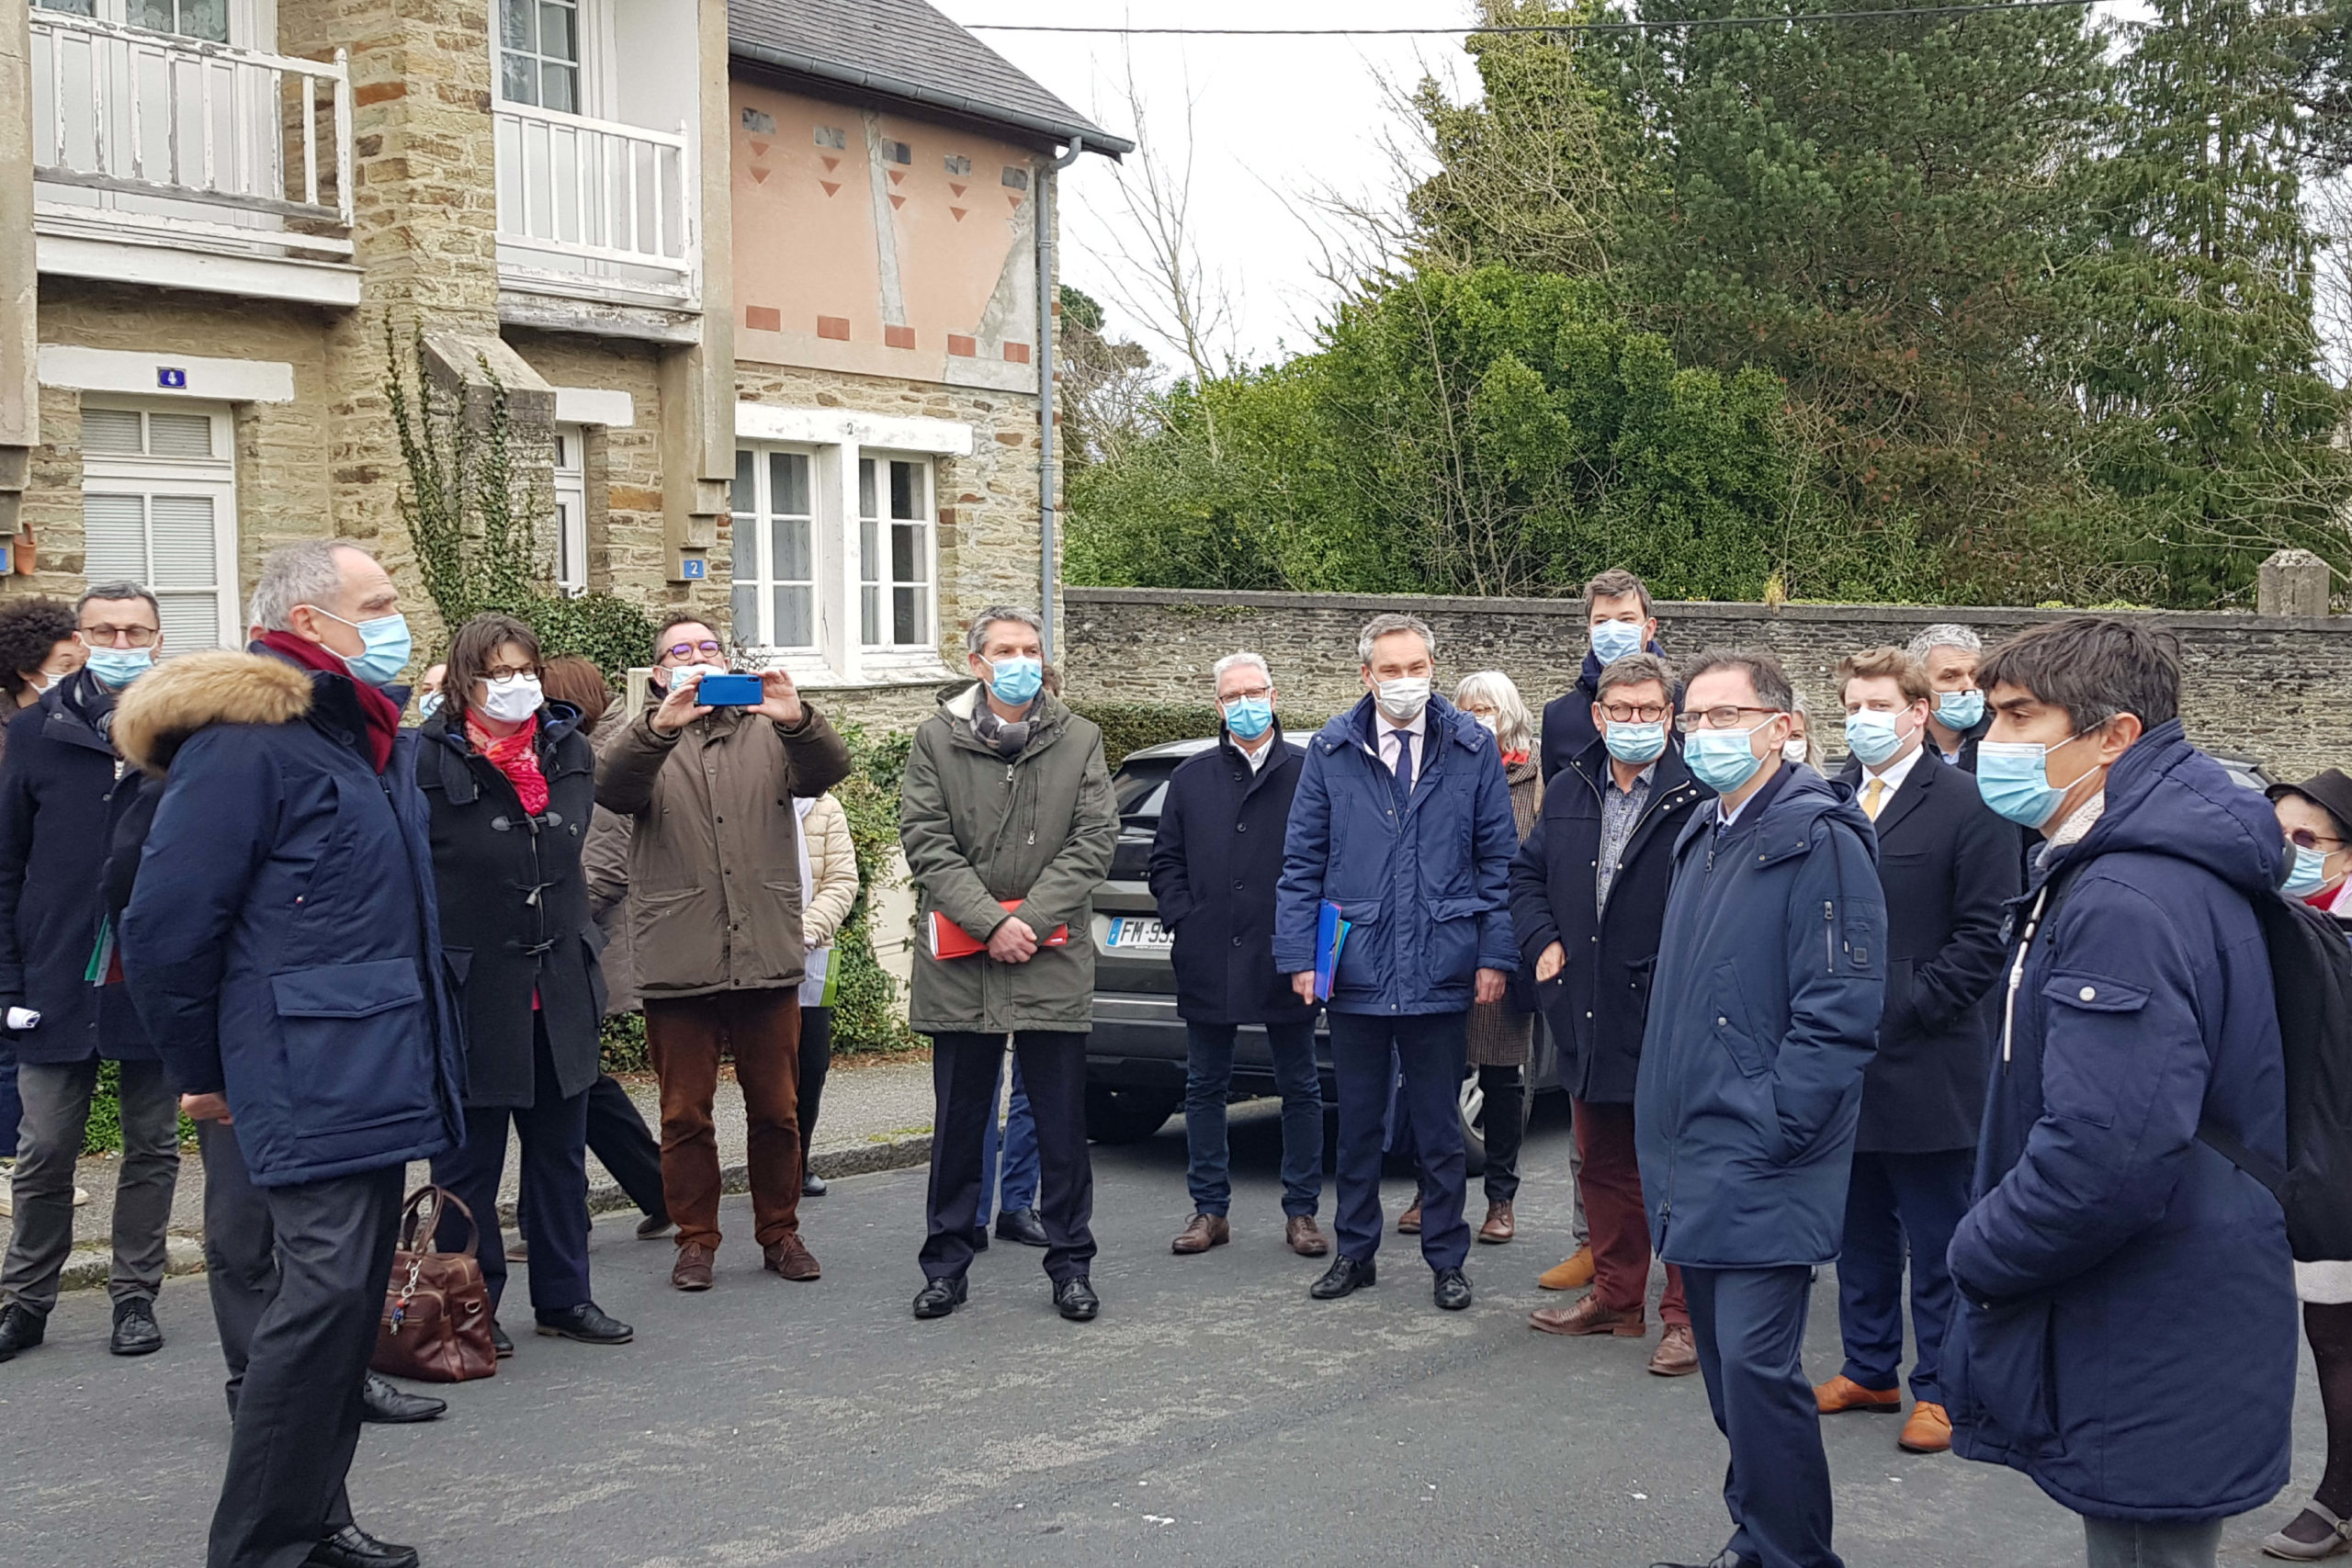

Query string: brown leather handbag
[371,1185,497,1384]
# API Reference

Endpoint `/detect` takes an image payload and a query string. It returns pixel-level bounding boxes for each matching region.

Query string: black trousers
[1684,1264,1845,1568]
[798,1004,833,1158]
[197,1120,403,1568]
[585,1074,666,1222]
[920,1031,1094,1286]
[432,1020,592,1316]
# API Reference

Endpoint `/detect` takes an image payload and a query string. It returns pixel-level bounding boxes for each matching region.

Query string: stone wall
[1062,587,2352,781]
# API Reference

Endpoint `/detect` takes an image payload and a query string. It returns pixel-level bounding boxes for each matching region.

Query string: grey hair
[1906,623,1984,660]
[965,605,1044,658]
[1212,649,1271,690]
[1357,612,1436,667]
[1453,670,1533,757]
[1788,690,1817,763]
[77,581,160,621]
[248,539,369,633]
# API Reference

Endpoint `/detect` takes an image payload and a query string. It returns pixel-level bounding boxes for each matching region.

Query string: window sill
[756,651,959,692]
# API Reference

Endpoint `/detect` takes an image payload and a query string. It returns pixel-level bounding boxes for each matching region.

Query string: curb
[57,1133,934,1291]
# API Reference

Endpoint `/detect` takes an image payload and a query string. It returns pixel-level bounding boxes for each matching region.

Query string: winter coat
[800,792,858,952]
[1635,761,1886,1268]
[115,649,466,1187]
[1944,720,2296,1523]
[899,684,1118,1035]
[1837,751,2019,1152]
[1273,694,1520,1017]
[1510,738,1709,1103]
[1147,724,1316,1027]
[1539,645,1677,784]
[594,698,853,998]
[1465,758,1544,1067]
[0,672,155,1065]
[416,705,602,1111]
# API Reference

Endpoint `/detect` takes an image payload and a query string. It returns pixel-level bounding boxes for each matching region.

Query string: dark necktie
[1391,728,1413,795]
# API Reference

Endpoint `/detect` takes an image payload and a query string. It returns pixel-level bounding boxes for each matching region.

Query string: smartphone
[695,672,763,706]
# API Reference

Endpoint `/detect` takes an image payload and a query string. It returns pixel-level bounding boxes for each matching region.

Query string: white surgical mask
[1373,676,1431,725]
[480,673,542,724]
[1782,737,1810,766]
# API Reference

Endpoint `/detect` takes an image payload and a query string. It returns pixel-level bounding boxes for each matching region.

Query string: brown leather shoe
[1531,1293,1646,1337]
[1396,1198,1423,1235]
[1476,1200,1515,1244]
[1537,1246,1595,1291]
[1898,1400,1952,1453]
[1171,1213,1231,1255]
[671,1242,715,1292]
[763,1235,820,1281]
[1815,1372,1903,1415]
[1648,1322,1699,1377]
[1285,1215,1329,1257]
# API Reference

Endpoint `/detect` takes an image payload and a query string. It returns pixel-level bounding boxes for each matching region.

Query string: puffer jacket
[899,684,1117,1035]
[1945,721,2296,1522]
[800,792,858,951]
[594,696,853,998]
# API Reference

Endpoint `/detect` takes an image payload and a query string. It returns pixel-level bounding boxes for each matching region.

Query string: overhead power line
[964,0,2105,37]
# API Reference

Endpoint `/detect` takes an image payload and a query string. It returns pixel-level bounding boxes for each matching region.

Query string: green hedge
[80,1060,198,1155]
[1067,701,1221,769]
[517,592,657,682]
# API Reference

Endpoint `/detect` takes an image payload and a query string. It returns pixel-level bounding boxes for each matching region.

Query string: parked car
[1083,737,1562,1172]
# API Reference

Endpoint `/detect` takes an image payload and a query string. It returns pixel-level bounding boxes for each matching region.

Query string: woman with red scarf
[418,614,629,1354]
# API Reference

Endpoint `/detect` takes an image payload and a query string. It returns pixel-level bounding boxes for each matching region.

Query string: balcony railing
[29,10,353,256]
[494,101,697,304]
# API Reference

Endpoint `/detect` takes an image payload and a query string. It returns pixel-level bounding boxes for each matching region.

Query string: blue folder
[1314,900,1351,1002]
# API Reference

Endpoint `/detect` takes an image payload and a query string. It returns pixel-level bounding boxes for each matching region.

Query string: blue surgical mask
[418,692,445,721]
[1843,709,1908,769]
[1685,723,1769,795]
[1974,734,2090,830]
[1603,718,1667,766]
[318,608,413,689]
[1223,695,1273,741]
[84,647,153,689]
[1936,689,1985,731]
[2285,845,2332,897]
[985,654,1043,707]
[1590,620,1644,666]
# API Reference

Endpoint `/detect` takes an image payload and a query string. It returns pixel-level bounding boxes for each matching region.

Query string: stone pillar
[655,0,735,604]
[0,1,38,544]
[2258,548,2332,619]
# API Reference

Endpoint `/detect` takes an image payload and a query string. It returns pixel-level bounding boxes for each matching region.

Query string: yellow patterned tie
[1863,777,1885,819]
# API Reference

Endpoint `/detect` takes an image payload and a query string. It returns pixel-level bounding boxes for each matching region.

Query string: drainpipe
[1036,134,1084,659]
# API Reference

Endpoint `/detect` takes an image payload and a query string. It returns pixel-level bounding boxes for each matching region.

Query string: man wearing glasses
[596,615,852,1292]
[1638,649,1884,1568]
[1510,650,1708,1376]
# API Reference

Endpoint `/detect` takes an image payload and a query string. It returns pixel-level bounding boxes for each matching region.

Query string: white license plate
[1109,917,1173,950]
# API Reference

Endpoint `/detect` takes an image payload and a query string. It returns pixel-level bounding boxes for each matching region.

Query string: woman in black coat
[419,614,628,1350]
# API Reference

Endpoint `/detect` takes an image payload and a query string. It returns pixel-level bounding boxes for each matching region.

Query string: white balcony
[494,101,698,316]
[29,9,356,299]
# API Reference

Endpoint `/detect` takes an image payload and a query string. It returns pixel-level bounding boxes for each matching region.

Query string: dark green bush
[80,1060,197,1154]
[1067,702,1221,769]
[518,592,657,682]
[599,1010,650,1075]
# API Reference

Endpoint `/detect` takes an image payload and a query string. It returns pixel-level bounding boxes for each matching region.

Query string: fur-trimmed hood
[114,650,314,776]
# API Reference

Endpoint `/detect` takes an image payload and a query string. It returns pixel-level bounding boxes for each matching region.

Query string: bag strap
[399,1185,482,1259]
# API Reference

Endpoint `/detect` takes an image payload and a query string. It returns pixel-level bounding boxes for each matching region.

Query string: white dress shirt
[1380,709,1427,784]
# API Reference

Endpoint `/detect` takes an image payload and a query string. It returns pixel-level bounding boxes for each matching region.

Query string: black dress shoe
[361,1372,446,1424]
[490,1319,514,1358]
[1433,1267,1473,1312]
[304,1523,421,1568]
[535,1302,633,1345]
[1646,1552,1758,1568]
[996,1207,1049,1247]
[108,1295,163,1356]
[803,1171,828,1196]
[0,1302,46,1361]
[912,1275,968,1320]
[970,1224,989,1251]
[1309,1256,1377,1300]
[1055,1276,1099,1321]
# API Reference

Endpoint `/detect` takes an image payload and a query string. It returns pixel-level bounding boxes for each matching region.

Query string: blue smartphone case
[695,672,763,705]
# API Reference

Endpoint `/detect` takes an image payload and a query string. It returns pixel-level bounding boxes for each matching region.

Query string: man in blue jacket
[1275,614,1519,1312]
[1638,649,1884,1568]
[1947,618,2294,1568]
[118,540,465,1568]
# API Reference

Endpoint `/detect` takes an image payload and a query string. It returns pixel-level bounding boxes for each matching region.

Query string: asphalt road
[0,1098,2326,1568]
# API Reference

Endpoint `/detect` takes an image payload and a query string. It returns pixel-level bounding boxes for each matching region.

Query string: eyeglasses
[1221,685,1272,703]
[485,664,538,682]
[79,626,157,649]
[1600,702,1669,724]
[662,639,723,660]
[2288,828,2344,852]
[1674,705,1781,734]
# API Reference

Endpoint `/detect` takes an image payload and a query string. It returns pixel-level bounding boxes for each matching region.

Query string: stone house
[0,0,1125,725]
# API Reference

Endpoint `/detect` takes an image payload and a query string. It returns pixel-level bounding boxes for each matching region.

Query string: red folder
[929,900,1071,960]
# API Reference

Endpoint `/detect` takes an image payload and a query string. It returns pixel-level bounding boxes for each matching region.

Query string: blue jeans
[1837,1148,1971,1404]
[976,1055,1039,1224]
[1184,1020,1323,1219]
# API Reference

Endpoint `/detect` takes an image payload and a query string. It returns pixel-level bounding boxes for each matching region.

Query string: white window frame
[491,0,612,116]
[730,443,823,656]
[857,450,936,653]
[553,422,587,597]
[78,397,241,650]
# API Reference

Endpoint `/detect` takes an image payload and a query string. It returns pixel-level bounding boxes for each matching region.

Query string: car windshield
[1114,762,1181,818]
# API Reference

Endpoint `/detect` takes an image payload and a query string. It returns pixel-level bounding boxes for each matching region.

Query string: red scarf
[256,630,400,773]
[1500,749,1532,768]
[467,713,548,815]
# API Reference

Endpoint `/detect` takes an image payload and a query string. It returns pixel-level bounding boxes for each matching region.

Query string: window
[1001,166,1030,190]
[944,154,971,177]
[79,400,239,651]
[132,0,227,39]
[881,140,911,166]
[730,446,816,650]
[498,0,580,111]
[740,107,775,135]
[859,456,931,649]
[553,423,587,597]
[814,125,846,151]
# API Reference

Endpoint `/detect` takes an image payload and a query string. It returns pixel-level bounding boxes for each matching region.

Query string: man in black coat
[1148,652,1329,1259]
[1909,624,1993,770]
[0,584,178,1365]
[1510,651,1710,1377]
[1815,647,2018,1456]
[1540,568,1677,784]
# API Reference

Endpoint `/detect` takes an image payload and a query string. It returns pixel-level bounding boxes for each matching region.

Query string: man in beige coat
[594,615,853,1291]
